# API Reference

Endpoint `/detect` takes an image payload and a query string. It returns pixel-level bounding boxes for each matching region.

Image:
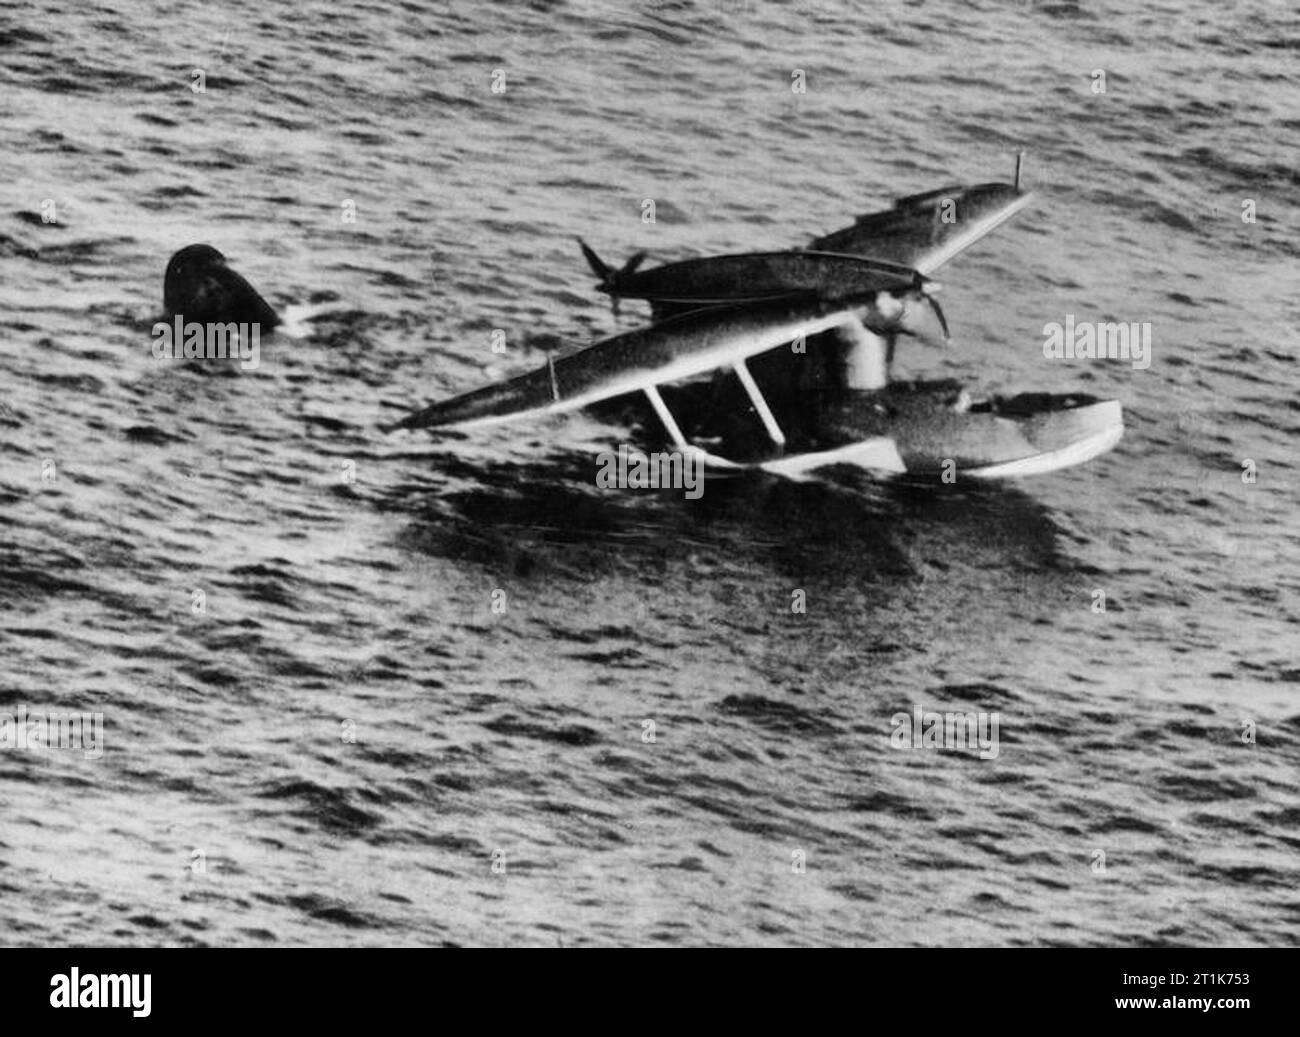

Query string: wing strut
[643,385,687,448]
[732,359,786,448]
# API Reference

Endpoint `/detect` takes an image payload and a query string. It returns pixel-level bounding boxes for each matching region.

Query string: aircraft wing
[385,295,877,435]
[808,181,1034,276]
[594,251,919,304]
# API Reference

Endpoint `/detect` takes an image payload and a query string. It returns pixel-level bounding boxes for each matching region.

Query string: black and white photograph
[1,0,1295,977]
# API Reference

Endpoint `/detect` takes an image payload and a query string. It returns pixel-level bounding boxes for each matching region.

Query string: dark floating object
[162,244,279,329]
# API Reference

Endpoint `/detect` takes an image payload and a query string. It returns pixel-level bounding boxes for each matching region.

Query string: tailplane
[576,237,647,292]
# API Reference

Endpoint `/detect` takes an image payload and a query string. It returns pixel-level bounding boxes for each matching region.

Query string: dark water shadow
[381,445,1073,600]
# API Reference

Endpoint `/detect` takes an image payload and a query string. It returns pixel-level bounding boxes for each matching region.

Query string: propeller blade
[927,294,951,344]
[907,269,951,345]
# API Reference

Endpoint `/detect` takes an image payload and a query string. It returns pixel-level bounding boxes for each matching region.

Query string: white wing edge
[431,306,871,431]
[914,192,1036,276]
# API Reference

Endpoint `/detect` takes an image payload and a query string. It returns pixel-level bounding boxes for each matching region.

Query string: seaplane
[385,156,1124,482]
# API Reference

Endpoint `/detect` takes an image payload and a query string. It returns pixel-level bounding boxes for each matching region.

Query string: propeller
[920,278,951,344]
[873,270,950,347]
